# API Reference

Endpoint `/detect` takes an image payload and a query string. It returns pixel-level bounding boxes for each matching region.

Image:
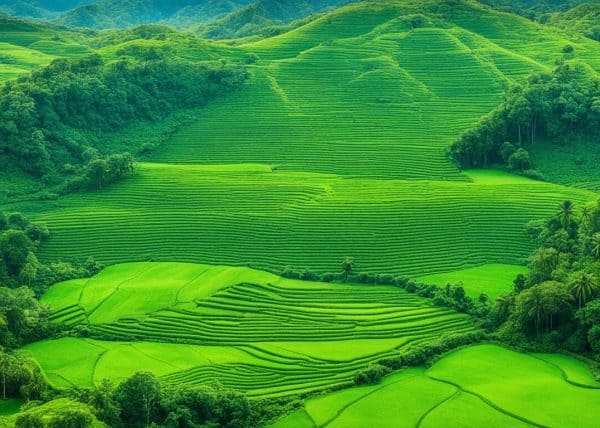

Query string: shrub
[354,364,391,385]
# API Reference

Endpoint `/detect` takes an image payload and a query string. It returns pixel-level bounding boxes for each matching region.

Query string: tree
[341,257,354,282]
[86,159,108,190]
[113,371,160,427]
[507,148,532,172]
[528,247,559,284]
[570,272,598,309]
[514,281,573,334]
[88,379,120,427]
[0,230,34,277]
[592,233,600,260]
[580,205,593,230]
[19,253,40,287]
[557,200,575,228]
[495,294,513,322]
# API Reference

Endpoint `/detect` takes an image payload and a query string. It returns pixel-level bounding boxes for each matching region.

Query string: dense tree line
[0,50,247,193]
[448,63,600,177]
[6,370,289,428]
[1,212,102,350]
[493,198,600,359]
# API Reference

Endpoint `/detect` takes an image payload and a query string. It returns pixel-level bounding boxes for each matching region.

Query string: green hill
[0,16,91,81]
[6,0,597,281]
[545,3,600,41]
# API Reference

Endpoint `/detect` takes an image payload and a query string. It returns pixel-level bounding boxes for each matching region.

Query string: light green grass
[14,163,593,279]
[273,344,600,427]
[417,263,527,299]
[532,353,600,388]
[27,262,475,397]
[427,344,600,427]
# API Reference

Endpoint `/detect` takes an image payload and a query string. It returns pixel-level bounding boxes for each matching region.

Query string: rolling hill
[7,0,598,281]
[0,16,91,81]
[2,0,600,425]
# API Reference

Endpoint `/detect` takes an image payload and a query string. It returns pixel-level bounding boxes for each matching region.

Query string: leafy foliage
[0,51,247,192]
[449,63,600,176]
[494,198,600,359]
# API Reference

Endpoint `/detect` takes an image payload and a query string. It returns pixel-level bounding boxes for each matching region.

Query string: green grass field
[272,344,600,427]
[417,263,527,299]
[9,166,591,280]
[0,19,91,82]
[4,1,600,424]
[24,262,476,397]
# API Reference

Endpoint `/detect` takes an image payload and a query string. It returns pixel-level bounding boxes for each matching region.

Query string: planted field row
[42,263,475,346]
[25,165,595,279]
[151,0,600,181]
[25,262,478,396]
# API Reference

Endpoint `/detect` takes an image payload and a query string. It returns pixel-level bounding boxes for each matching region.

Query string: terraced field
[272,344,600,427]
[5,0,600,285]
[18,166,593,280]
[0,19,91,82]
[417,263,528,299]
[24,262,475,397]
[151,0,600,180]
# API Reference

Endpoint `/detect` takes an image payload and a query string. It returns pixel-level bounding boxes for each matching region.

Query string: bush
[354,364,391,385]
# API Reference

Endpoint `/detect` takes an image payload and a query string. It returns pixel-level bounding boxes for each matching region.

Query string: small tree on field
[341,257,354,282]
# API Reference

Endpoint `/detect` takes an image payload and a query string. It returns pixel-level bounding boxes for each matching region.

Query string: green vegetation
[2,0,600,425]
[0,51,247,197]
[9,166,591,279]
[545,3,600,41]
[491,198,600,358]
[0,16,92,82]
[23,262,477,397]
[418,264,528,299]
[449,63,600,180]
[272,344,600,428]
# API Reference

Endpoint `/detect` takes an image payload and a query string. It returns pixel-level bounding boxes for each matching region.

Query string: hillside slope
[3,0,598,280]
[0,17,91,81]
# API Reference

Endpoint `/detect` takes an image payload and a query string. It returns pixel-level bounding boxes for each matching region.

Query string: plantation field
[2,0,599,287]
[24,262,476,397]
[417,263,527,299]
[151,0,600,181]
[271,344,600,427]
[0,19,91,82]
[12,165,593,279]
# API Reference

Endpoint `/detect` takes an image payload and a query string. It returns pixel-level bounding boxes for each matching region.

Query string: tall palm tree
[580,205,592,230]
[495,294,513,320]
[521,287,545,335]
[341,257,354,282]
[570,273,598,309]
[557,200,575,228]
[592,233,600,260]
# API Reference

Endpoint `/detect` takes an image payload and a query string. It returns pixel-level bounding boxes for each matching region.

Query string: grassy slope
[5,0,596,285]
[14,165,593,280]
[152,0,600,180]
[0,18,92,82]
[417,263,528,299]
[272,344,600,428]
[24,261,475,397]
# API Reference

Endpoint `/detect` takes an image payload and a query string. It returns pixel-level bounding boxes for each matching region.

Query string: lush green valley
[1,0,600,426]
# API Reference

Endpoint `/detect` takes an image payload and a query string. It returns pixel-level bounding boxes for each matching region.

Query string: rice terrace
[0,0,600,427]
